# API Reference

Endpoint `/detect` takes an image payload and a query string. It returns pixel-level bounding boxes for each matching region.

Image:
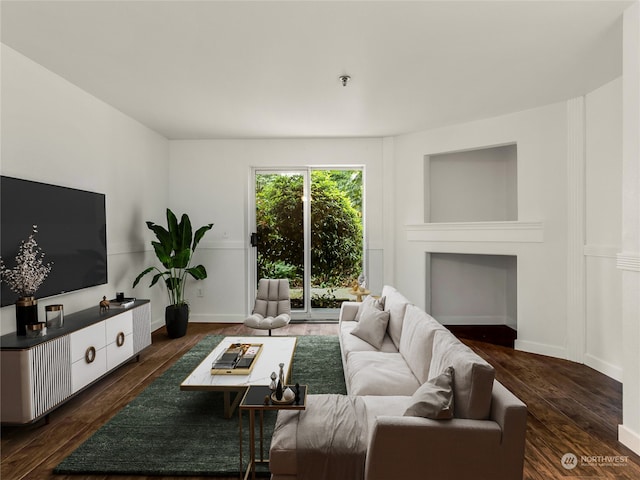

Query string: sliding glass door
[251,168,363,316]
[254,170,308,309]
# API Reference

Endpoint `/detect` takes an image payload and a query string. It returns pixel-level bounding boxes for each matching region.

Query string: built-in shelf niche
[425,143,518,223]
[426,253,517,330]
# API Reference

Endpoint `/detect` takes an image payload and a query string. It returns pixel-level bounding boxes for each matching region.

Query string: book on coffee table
[211,343,263,375]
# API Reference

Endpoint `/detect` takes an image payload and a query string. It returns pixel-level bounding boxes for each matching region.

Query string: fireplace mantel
[405,221,544,243]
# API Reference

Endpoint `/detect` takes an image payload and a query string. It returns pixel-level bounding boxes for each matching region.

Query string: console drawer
[70,322,106,363]
[71,344,107,392]
[106,311,134,370]
[70,322,107,392]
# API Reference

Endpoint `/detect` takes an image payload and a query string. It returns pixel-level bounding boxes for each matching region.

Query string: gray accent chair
[244,279,291,336]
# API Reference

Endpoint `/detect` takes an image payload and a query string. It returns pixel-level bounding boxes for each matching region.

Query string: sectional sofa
[269,285,527,480]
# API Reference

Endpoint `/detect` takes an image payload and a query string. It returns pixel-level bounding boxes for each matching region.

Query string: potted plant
[133,209,213,338]
[0,225,53,335]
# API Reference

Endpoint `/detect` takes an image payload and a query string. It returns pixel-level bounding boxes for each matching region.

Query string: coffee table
[180,336,297,418]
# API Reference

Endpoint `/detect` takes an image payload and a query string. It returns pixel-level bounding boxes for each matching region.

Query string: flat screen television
[1,176,107,307]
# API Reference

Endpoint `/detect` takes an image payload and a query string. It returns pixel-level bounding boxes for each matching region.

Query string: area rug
[54,334,346,477]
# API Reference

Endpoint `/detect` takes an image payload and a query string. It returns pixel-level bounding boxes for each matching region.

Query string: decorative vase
[283,387,294,402]
[165,304,189,338]
[276,362,285,400]
[16,296,38,336]
[45,304,64,329]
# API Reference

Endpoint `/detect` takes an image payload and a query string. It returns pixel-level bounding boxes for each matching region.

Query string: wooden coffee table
[180,336,297,418]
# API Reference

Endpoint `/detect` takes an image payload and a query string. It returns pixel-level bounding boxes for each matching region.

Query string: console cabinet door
[106,310,134,371]
[0,336,72,424]
[132,302,152,354]
[70,322,107,393]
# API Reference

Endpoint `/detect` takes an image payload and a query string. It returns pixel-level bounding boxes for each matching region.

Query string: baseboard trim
[584,353,623,382]
[514,339,566,359]
[189,314,245,323]
[618,424,640,455]
[151,318,164,333]
[151,316,243,332]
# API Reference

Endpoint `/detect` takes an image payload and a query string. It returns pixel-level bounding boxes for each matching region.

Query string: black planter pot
[165,304,189,338]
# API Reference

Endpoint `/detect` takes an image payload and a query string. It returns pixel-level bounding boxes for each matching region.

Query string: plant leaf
[192,223,214,251]
[166,209,179,251]
[146,221,171,247]
[150,271,168,288]
[177,213,193,253]
[152,241,173,269]
[132,267,155,288]
[186,265,207,280]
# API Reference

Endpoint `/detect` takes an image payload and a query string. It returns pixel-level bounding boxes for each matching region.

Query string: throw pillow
[355,295,385,321]
[350,304,390,349]
[404,366,455,420]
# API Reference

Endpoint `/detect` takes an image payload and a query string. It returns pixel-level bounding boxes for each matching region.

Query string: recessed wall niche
[424,144,518,223]
[426,253,517,330]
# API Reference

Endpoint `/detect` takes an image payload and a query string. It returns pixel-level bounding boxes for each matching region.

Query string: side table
[239,384,307,480]
[348,288,371,302]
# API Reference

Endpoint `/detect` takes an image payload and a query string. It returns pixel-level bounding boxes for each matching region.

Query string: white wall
[393,101,569,359]
[0,45,170,333]
[168,138,383,322]
[619,0,640,456]
[392,76,626,379]
[584,77,623,380]
[426,144,518,223]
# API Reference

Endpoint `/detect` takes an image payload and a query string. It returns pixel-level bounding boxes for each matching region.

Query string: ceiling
[0,1,632,140]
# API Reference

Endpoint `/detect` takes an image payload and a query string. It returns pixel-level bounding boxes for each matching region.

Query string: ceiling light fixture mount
[339,75,351,87]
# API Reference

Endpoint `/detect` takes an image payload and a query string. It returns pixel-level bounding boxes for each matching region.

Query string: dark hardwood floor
[2,322,639,480]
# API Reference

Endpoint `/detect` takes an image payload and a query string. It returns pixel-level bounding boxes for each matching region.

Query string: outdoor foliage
[256,171,362,290]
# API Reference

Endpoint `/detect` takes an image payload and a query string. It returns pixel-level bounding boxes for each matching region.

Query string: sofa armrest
[339,301,360,322]
[365,416,517,480]
[490,380,527,435]
[489,380,528,477]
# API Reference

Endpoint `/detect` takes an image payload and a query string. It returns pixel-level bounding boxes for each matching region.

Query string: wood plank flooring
[2,322,640,480]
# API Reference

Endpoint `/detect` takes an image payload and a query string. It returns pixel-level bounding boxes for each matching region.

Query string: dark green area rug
[54,335,346,477]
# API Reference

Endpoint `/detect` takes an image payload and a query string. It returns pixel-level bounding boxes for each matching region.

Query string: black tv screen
[1,176,107,307]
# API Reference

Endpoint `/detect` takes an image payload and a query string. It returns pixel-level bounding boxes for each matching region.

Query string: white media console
[0,300,151,424]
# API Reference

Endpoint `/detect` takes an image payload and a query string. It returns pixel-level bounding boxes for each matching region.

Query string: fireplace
[426,252,517,346]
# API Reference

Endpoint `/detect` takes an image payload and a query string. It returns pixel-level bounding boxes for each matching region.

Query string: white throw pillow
[354,295,385,321]
[404,366,455,420]
[350,304,390,349]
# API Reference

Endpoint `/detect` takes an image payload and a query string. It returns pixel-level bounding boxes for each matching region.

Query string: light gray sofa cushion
[429,329,495,420]
[398,305,445,384]
[404,366,454,420]
[351,304,390,349]
[355,295,385,321]
[340,321,398,357]
[347,351,420,396]
[381,285,412,349]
